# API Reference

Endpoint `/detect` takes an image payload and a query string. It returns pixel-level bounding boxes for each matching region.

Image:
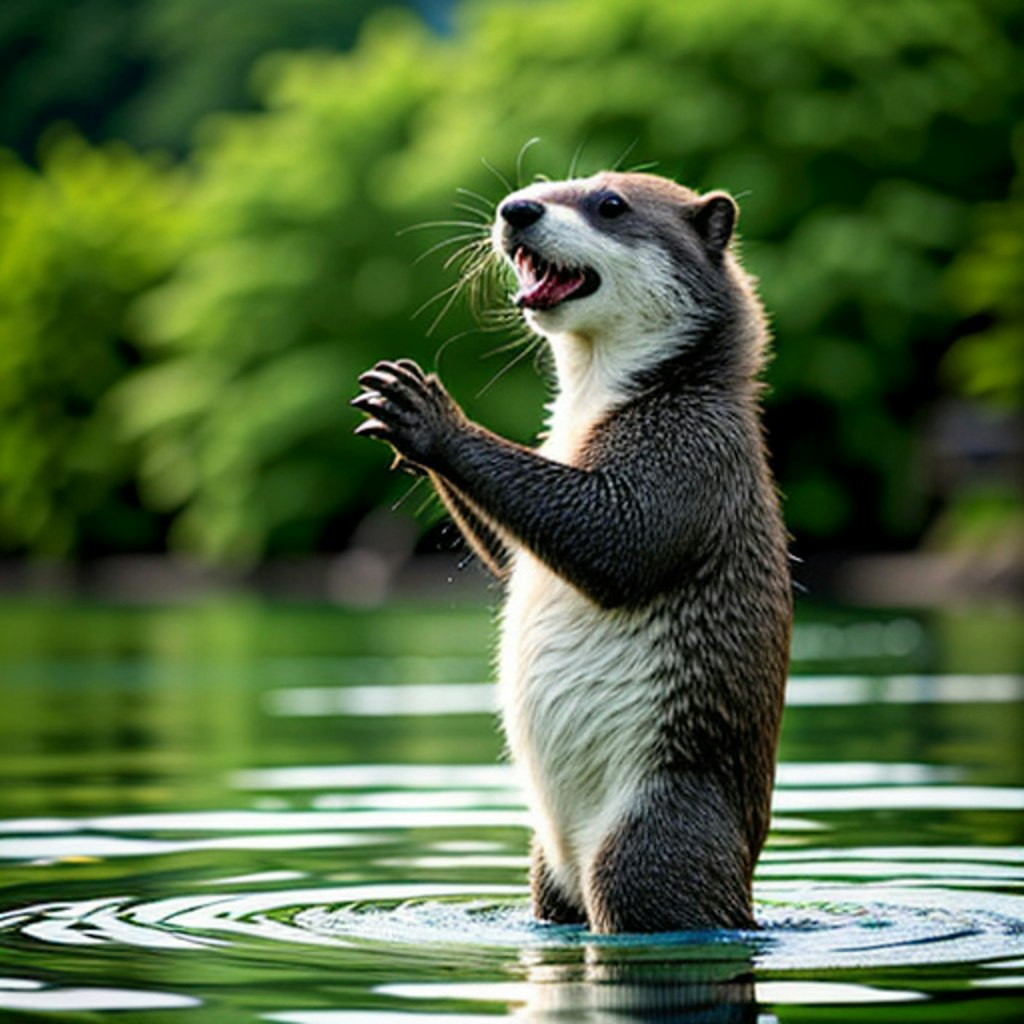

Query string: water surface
[0,599,1022,1022]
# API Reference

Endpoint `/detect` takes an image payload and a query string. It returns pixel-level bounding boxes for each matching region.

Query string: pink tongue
[517,268,585,310]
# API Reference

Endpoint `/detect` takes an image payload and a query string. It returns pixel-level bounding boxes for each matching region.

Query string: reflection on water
[0,601,1022,1022]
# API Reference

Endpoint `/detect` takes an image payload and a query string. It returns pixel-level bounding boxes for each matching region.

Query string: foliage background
[1,0,1021,564]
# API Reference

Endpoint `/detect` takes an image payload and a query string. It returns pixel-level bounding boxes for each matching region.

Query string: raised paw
[351,359,462,471]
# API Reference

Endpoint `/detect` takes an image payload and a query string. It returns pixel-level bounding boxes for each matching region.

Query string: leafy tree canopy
[1,0,1021,561]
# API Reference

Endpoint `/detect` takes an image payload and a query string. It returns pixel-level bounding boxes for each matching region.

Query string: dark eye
[597,193,629,218]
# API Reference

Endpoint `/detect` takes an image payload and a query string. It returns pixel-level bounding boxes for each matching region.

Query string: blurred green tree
[930,122,1024,557]
[944,124,1024,413]
[108,15,461,562]
[2,0,1022,562]
[0,0,435,157]
[0,133,187,555]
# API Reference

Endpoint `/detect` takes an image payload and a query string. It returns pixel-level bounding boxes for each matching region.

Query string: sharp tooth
[514,248,533,284]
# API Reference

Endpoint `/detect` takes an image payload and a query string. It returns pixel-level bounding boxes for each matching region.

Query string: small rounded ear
[692,192,737,254]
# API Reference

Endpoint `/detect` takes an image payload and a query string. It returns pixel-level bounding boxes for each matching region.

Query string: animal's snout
[499,198,545,230]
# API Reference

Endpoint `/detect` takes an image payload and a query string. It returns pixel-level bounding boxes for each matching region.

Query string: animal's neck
[541,326,676,464]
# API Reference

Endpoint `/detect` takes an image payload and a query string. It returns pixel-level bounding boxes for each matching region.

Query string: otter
[352,171,792,933]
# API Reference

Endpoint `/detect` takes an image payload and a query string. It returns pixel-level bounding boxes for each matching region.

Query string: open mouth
[511,246,601,311]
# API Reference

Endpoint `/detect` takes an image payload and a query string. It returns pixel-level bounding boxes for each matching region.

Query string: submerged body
[353,171,792,932]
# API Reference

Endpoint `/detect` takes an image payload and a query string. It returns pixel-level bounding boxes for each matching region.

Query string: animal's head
[492,171,741,347]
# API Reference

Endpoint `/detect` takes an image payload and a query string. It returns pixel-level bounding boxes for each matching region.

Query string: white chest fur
[498,548,664,893]
[540,326,673,463]
[496,292,686,894]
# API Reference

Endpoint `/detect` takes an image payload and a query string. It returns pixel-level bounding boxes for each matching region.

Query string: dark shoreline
[0,549,1019,608]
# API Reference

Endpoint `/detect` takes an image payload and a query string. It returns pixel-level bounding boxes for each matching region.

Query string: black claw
[394,358,426,380]
[357,370,395,390]
[353,418,390,439]
[350,392,383,413]
[380,359,426,387]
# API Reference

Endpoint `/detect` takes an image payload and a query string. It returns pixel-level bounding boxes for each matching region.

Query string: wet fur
[353,171,792,933]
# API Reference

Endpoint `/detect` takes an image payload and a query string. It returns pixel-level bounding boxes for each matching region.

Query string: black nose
[499,198,545,229]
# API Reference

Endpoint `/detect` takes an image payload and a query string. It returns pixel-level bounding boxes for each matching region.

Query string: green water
[0,598,1022,1022]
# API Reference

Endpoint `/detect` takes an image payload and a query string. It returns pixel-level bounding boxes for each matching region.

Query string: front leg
[352,359,513,575]
[353,358,701,610]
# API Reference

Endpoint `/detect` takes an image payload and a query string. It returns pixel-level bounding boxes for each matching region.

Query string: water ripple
[3,880,1023,972]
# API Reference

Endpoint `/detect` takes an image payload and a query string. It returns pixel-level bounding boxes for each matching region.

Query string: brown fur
[353,171,792,932]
